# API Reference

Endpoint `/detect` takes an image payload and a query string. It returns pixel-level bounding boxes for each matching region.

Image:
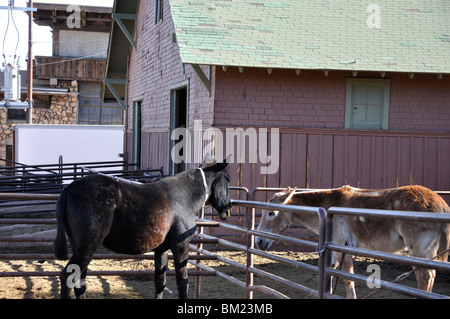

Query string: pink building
[104,0,450,196]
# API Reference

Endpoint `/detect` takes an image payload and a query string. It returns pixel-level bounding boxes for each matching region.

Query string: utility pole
[27,0,33,124]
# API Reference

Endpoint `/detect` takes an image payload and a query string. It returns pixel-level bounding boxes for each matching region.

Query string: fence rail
[0,160,164,194]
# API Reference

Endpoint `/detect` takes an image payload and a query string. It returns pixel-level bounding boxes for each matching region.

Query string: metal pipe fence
[190,200,330,299]
[0,160,164,193]
[324,207,450,299]
[0,192,449,299]
[191,199,450,299]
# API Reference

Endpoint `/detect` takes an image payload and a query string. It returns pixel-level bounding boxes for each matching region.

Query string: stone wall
[33,94,78,125]
[0,109,11,161]
[0,92,78,164]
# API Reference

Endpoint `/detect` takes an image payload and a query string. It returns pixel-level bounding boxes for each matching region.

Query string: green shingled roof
[170,0,450,73]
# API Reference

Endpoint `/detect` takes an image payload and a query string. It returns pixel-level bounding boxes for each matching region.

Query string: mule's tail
[437,206,450,262]
[54,190,69,260]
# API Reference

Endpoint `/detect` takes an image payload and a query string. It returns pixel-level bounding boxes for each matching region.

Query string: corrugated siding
[224,128,450,200]
[133,128,450,202]
[140,130,170,175]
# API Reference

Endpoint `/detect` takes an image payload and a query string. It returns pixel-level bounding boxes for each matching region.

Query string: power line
[2,1,21,63]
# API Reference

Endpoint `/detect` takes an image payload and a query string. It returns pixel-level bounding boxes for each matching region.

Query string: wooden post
[27,0,33,124]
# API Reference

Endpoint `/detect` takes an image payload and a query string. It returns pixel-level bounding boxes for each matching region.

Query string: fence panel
[324,207,450,299]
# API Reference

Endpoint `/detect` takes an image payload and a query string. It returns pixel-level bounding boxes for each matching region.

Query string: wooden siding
[140,130,170,172]
[129,127,450,203]
[276,129,450,190]
[258,128,450,202]
[35,56,106,82]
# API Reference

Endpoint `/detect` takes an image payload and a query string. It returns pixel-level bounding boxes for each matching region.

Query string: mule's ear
[222,154,232,167]
[270,192,285,203]
[215,154,232,170]
[207,155,231,172]
[283,187,291,193]
[204,153,216,164]
[200,153,216,168]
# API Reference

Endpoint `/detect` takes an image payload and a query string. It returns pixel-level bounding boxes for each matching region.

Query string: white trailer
[14,124,124,165]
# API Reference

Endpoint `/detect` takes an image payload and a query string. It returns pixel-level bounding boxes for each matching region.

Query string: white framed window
[78,82,123,125]
[345,79,390,130]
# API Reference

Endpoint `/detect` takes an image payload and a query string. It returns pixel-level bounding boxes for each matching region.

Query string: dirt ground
[0,243,449,299]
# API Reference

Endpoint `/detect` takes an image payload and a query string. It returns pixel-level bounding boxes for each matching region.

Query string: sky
[1,0,114,69]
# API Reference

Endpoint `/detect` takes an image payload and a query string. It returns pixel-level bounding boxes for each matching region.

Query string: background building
[105,0,450,197]
[0,2,123,164]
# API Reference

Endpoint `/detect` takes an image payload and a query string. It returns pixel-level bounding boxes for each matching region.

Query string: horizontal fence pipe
[195,220,220,227]
[248,229,317,250]
[0,219,56,225]
[196,217,250,239]
[232,199,323,216]
[191,246,247,272]
[0,253,217,261]
[0,270,216,278]
[196,233,247,251]
[189,260,247,290]
[0,237,55,243]
[326,243,450,272]
[0,194,60,201]
[0,237,218,244]
[249,285,290,299]
[325,268,449,299]
[328,207,450,223]
[247,247,318,274]
[0,160,127,170]
[248,266,319,299]
[196,217,248,235]
[0,219,220,227]
[0,201,56,208]
[217,221,248,233]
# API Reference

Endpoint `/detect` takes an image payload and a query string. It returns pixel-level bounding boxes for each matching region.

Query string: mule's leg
[60,257,89,299]
[172,242,190,299]
[74,268,88,299]
[59,262,72,299]
[405,230,441,292]
[342,254,357,299]
[415,268,436,292]
[330,252,357,299]
[410,249,438,292]
[154,249,169,299]
[59,219,112,299]
[59,247,96,299]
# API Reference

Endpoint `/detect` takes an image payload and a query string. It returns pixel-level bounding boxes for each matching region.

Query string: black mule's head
[202,156,232,221]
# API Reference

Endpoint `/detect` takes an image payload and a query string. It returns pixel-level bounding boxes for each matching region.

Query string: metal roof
[170,0,450,74]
